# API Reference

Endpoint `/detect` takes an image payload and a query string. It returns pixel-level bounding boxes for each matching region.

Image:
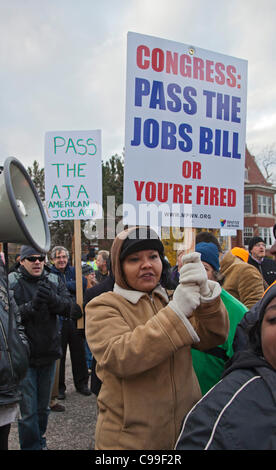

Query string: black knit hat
[20,245,40,260]
[82,264,94,276]
[248,236,265,252]
[119,226,164,261]
[258,281,276,323]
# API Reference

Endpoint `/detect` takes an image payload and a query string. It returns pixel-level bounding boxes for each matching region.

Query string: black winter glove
[32,289,43,309]
[70,303,83,320]
[36,282,59,306]
[19,296,42,322]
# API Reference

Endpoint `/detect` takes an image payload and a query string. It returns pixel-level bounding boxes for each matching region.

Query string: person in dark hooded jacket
[175,281,276,450]
[0,255,29,450]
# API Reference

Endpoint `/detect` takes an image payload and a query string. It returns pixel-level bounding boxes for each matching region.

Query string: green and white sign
[44,130,102,220]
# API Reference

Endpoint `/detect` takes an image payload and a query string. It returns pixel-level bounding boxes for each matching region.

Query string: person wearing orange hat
[220,247,264,309]
[231,247,249,263]
[247,236,276,288]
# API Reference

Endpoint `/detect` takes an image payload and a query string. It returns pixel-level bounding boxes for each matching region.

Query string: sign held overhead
[44,130,102,221]
[123,32,248,230]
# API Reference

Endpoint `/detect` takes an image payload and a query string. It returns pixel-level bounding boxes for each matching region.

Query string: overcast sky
[1,0,276,169]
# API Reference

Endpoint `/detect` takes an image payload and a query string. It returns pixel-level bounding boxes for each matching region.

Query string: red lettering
[137,45,150,69]
[136,45,237,89]
[206,60,215,83]
[152,48,164,72]
[204,186,209,205]
[157,182,168,202]
[210,187,219,205]
[179,54,192,77]
[193,57,204,80]
[184,185,192,204]
[196,186,204,204]
[220,187,227,206]
[165,51,178,75]
[134,180,145,200]
[173,184,183,203]
[228,189,236,206]
[182,160,192,178]
[215,62,225,85]
[226,65,237,87]
[182,161,202,179]
[196,185,236,206]
[145,181,156,201]
[192,162,201,179]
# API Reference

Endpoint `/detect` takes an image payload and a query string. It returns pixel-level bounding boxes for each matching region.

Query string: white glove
[179,252,211,298]
[168,282,200,318]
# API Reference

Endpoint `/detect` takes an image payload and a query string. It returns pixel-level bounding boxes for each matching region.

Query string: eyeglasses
[25,256,45,262]
[255,243,266,248]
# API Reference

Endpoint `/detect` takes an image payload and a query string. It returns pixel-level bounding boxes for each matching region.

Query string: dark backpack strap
[204,346,228,362]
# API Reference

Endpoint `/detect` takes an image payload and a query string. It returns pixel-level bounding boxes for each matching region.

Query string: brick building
[232,147,276,249]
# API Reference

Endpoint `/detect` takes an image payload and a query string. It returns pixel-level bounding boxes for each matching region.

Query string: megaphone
[0,157,51,253]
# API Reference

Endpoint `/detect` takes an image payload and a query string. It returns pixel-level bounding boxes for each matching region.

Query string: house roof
[245,147,271,186]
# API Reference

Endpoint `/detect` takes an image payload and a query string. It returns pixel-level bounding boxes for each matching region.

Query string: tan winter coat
[85,230,229,450]
[220,251,264,309]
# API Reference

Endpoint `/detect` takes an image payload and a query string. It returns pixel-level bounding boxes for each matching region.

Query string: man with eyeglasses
[8,245,76,450]
[248,236,276,288]
[50,246,91,399]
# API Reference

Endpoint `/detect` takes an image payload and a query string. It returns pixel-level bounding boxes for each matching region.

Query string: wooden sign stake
[184,227,196,254]
[74,220,84,329]
[173,227,196,255]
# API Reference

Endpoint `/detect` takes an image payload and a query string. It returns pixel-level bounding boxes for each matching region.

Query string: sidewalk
[8,355,98,451]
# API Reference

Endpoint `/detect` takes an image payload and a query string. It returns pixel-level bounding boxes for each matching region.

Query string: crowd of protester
[1,229,276,450]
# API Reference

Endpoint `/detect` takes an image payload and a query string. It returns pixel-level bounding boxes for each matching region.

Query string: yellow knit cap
[231,247,249,263]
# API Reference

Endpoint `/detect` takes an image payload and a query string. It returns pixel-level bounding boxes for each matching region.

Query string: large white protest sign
[45,130,102,220]
[123,32,248,229]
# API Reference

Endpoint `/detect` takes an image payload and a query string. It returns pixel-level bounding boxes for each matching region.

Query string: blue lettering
[215,129,221,156]
[130,117,141,146]
[167,83,182,112]
[161,121,177,149]
[144,119,159,148]
[231,97,241,123]
[200,127,213,154]
[178,124,193,152]
[232,132,241,159]
[222,130,231,157]
[183,86,197,115]
[135,78,150,106]
[217,93,230,121]
[149,81,166,110]
[199,127,241,159]
[131,117,195,153]
[203,90,241,123]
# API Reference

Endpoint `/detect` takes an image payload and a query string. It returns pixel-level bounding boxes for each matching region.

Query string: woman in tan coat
[85,227,229,450]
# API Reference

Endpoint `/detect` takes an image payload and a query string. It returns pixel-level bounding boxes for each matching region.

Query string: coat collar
[113,283,169,304]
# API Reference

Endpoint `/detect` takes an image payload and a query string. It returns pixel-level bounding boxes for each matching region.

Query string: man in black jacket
[50,246,90,398]
[8,245,78,450]
[248,236,276,288]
